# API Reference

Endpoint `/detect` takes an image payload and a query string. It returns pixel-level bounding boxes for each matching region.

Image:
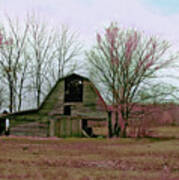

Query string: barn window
[64,105,71,115]
[65,76,83,102]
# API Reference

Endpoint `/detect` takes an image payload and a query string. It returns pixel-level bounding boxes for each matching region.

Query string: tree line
[0,16,179,137]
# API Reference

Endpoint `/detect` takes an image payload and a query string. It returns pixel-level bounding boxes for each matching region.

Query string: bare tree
[0,87,4,110]
[17,52,30,111]
[86,23,178,137]
[27,15,81,108]
[55,25,81,79]
[0,34,5,110]
[27,16,57,108]
[0,14,81,111]
[0,17,29,112]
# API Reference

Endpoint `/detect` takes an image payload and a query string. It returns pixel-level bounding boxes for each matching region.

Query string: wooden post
[49,119,55,137]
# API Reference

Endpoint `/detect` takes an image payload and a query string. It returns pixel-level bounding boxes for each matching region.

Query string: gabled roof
[39,73,90,110]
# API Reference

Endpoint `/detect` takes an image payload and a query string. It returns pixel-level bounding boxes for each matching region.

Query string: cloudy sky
[0,0,179,48]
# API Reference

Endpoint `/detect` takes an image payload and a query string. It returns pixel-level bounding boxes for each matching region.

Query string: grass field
[0,126,179,180]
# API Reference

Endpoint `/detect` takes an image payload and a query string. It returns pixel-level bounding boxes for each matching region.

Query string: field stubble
[0,126,179,180]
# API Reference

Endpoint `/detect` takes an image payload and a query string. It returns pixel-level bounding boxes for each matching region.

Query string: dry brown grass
[0,126,179,180]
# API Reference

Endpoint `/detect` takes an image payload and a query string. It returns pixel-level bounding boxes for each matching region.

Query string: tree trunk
[108,111,113,138]
[9,82,13,113]
[121,122,128,138]
[37,87,41,108]
[114,111,120,137]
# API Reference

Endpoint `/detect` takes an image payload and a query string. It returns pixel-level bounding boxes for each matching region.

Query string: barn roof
[0,73,108,119]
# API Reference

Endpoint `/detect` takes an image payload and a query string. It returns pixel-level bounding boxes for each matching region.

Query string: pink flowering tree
[86,23,178,137]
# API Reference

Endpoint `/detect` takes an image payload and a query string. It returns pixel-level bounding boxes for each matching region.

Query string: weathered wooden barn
[0,74,108,137]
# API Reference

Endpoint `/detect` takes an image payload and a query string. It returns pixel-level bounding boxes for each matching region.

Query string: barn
[0,73,108,137]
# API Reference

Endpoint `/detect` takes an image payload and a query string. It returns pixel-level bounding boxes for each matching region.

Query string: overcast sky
[0,0,179,49]
[0,0,179,107]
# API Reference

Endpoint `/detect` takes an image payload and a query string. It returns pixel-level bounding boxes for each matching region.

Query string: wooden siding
[10,121,49,137]
[55,118,82,137]
[39,80,65,116]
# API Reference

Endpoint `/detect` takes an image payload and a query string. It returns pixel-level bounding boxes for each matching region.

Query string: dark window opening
[65,76,83,102]
[82,119,94,137]
[64,106,71,115]
[82,119,88,130]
